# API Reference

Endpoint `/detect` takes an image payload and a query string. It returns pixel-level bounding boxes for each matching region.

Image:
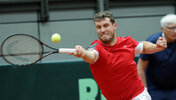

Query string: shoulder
[91,39,100,44]
[118,36,136,41]
[118,36,139,47]
[87,39,101,50]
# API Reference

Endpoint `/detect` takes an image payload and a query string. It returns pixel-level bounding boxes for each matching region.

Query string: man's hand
[69,45,97,64]
[156,37,167,50]
[69,45,85,57]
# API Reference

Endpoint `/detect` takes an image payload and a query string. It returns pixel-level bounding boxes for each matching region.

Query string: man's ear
[113,22,117,29]
[161,27,164,32]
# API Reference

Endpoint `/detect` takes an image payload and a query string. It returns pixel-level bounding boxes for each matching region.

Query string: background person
[137,14,176,100]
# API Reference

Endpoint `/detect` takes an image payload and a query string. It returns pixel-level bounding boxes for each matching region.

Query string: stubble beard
[100,33,115,44]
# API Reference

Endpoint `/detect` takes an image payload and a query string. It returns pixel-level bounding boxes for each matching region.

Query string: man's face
[162,23,176,42]
[95,18,117,44]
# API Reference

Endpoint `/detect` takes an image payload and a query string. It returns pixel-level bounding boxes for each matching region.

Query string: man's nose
[173,29,176,33]
[101,27,106,32]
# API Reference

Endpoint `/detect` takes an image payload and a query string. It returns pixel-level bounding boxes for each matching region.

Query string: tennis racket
[0,34,75,67]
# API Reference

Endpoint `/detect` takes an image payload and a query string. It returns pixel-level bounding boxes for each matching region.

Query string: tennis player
[70,11,167,100]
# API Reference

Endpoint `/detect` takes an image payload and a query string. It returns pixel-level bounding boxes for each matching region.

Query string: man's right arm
[137,58,149,87]
[82,50,98,64]
[70,45,98,64]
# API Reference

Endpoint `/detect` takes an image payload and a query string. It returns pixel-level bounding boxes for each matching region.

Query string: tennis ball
[51,33,61,43]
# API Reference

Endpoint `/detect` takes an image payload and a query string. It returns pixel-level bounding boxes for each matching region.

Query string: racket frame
[0,34,68,67]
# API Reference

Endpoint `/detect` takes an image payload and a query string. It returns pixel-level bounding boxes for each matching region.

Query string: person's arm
[141,37,167,54]
[70,45,98,64]
[137,58,149,87]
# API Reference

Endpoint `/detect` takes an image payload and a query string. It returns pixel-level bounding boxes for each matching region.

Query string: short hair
[94,11,115,24]
[160,14,176,28]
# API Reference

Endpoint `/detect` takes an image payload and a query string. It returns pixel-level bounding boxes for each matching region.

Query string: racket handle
[59,48,75,54]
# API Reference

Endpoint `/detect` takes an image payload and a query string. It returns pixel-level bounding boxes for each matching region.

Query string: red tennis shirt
[88,36,144,100]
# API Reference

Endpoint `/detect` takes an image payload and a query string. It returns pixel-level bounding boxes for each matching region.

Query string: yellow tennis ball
[51,33,61,43]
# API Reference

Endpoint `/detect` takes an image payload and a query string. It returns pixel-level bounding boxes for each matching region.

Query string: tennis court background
[0,0,175,100]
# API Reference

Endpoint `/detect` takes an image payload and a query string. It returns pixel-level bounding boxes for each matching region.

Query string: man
[137,14,176,100]
[70,11,167,100]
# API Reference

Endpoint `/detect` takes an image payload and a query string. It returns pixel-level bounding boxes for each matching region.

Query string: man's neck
[103,37,117,46]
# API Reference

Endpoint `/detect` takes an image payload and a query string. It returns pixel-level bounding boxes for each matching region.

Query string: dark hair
[94,11,115,24]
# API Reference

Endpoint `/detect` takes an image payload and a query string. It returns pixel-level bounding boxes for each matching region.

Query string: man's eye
[166,26,176,29]
[104,24,109,28]
[170,27,176,29]
[96,26,101,29]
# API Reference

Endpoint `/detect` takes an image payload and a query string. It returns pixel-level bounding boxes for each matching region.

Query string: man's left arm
[141,37,167,54]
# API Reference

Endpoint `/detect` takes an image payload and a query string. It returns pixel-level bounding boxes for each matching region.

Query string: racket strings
[1,35,43,66]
